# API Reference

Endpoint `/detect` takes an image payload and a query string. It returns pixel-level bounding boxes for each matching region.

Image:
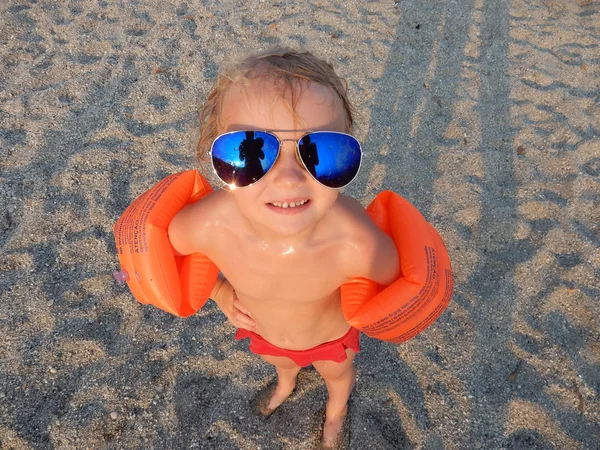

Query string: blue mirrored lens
[298,132,361,188]
[211,131,279,186]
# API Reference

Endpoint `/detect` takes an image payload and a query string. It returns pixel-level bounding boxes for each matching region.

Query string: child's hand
[211,277,256,331]
[231,293,256,331]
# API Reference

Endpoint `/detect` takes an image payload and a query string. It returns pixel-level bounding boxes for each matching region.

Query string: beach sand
[1,0,599,448]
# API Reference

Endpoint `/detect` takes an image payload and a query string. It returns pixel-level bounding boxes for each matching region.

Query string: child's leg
[312,349,356,448]
[259,354,302,412]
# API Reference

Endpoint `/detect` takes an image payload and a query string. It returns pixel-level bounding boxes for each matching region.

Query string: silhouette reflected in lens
[238,131,265,185]
[300,133,361,188]
[299,135,319,177]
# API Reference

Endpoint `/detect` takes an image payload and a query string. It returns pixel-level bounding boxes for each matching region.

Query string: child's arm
[341,199,401,286]
[168,202,211,255]
[352,227,400,286]
[340,191,453,342]
[168,204,256,331]
[210,274,257,331]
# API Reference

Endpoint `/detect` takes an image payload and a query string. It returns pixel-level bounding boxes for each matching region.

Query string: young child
[168,48,400,448]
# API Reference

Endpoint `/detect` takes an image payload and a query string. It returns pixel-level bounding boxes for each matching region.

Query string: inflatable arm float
[341,192,453,343]
[113,171,453,341]
[113,171,219,317]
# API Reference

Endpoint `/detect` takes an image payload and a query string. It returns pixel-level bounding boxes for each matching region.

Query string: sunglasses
[210,130,362,189]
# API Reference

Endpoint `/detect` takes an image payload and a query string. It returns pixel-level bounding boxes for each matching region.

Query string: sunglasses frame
[209,129,362,189]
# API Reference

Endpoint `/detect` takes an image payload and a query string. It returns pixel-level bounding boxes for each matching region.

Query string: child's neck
[243,216,321,250]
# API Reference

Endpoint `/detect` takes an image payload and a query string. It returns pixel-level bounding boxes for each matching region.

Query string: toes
[322,419,345,448]
[320,409,350,449]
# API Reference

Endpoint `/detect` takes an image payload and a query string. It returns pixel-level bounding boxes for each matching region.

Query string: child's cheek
[231,187,263,218]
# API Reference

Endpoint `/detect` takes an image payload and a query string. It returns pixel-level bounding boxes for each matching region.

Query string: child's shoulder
[168,189,234,255]
[176,188,233,223]
[331,194,379,238]
[330,194,400,284]
[324,194,382,254]
[189,187,233,213]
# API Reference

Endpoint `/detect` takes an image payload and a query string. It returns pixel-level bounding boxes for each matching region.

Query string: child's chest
[213,237,348,302]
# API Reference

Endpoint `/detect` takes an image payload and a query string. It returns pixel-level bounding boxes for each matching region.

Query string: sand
[1,0,599,449]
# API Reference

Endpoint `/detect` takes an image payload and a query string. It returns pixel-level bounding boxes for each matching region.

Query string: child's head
[199,48,361,238]
[197,47,355,162]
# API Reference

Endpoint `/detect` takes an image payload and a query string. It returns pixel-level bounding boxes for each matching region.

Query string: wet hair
[196,47,355,163]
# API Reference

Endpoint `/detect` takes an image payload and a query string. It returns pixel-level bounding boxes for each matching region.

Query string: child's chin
[265,218,315,237]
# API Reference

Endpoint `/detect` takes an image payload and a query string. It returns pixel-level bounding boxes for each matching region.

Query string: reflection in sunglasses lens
[212,131,278,187]
[299,132,361,188]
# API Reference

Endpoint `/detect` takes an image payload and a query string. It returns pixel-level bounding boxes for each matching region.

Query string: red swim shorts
[235,327,360,367]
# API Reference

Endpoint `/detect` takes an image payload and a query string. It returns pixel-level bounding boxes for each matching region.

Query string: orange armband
[341,191,453,343]
[112,170,219,317]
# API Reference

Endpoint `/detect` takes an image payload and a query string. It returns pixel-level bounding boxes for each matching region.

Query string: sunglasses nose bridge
[277,138,302,162]
[268,138,307,185]
[278,138,298,148]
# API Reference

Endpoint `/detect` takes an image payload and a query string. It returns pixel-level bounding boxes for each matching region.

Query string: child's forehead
[223,79,341,115]
[219,80,345,132]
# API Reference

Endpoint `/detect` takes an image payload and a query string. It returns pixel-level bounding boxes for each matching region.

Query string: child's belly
[237,291,351,350]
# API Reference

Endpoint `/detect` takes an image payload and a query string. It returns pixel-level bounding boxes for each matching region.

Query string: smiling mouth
[268,199,309,209]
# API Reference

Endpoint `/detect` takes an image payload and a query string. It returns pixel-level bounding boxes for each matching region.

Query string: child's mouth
[268,199,309,209]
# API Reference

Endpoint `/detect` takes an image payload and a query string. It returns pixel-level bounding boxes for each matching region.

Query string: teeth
[271,200,308,208]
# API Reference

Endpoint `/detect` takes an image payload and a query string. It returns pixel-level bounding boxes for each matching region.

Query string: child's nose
[270,143,307,188]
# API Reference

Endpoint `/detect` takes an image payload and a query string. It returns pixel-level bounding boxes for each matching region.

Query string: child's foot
[265,379,296,412]
[321,405,348,449]
[251,378,296,418]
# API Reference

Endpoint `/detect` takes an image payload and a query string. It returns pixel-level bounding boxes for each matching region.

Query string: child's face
[218,80,347,239]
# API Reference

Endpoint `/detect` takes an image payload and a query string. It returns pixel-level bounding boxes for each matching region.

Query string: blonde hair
[196,47,355,163]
